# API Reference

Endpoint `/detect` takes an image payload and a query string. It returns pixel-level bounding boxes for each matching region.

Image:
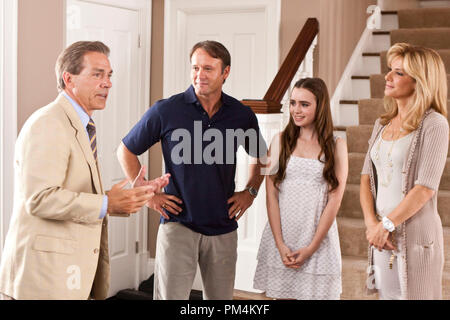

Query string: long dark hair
[273,78,339,192]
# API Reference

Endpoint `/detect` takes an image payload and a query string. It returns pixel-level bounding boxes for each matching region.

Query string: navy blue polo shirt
[122,85,266,236]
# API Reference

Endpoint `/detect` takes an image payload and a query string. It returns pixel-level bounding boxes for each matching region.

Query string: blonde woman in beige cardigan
[360,43,449,300]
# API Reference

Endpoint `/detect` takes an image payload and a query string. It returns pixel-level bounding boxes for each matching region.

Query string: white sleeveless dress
[253,143,342,300]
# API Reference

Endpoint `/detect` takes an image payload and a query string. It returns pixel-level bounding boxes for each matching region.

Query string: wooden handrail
[241,18,319,114]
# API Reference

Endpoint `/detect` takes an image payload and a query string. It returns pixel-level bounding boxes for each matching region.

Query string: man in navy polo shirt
[117,41,266,300]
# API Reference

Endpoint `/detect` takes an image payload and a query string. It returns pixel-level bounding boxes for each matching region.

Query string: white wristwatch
[382,216,395,232]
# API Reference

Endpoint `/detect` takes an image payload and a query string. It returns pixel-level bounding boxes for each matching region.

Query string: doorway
[66,0,152,297]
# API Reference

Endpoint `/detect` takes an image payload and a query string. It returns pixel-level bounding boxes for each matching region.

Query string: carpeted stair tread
[358,99,385,125]
[390,28,450,50]
[337,217,369,258]
[398,8,450,29]
[370,74,385,99]
[347,152,366,185]
[339,184,363,219]
[346,125,374,153]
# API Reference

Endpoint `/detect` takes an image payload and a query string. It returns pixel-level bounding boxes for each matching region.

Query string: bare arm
[308,138,349,253]
[245,159,265,191]
[360,174,378,228]
[262,133,284,246]
[265,174,283,247]
[263,134,296,267]
[227,158,265,221]
[366,184,434,251]
[117,141,142,183]
[388,185,434,226]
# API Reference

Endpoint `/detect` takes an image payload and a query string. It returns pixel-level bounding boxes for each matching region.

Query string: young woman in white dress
[253,78,348,300]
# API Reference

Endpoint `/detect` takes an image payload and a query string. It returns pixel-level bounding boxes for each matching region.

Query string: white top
[370,128,413,216]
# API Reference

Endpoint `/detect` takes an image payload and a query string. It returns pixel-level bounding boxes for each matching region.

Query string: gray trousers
[153,222,238,300]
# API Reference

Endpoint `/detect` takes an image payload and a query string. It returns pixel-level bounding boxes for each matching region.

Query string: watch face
[383,218,394,231]
[249,187,258,196]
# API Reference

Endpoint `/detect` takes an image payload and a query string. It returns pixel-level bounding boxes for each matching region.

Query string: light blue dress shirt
[62,91,108,219]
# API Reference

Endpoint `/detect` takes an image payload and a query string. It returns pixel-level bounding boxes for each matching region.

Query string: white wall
[0,0,18,258]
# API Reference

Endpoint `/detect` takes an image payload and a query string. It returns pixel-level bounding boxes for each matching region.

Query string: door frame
[163,0,281,98]
[0,0,18,259]
[64,0,153,288]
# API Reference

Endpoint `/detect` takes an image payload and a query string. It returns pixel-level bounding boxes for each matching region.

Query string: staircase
[338,6,450,300]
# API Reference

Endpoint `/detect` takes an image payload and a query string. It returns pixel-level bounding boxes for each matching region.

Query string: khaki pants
[153,222,237,300]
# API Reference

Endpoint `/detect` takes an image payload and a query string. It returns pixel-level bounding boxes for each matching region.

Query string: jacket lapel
[57,94,103,195]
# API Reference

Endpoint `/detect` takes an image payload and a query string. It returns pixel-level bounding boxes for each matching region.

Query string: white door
[0,0,18,259]
[164,0,280,292]
[66,0,149,297]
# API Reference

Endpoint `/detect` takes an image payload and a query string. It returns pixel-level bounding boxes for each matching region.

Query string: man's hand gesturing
[106,165,171,216]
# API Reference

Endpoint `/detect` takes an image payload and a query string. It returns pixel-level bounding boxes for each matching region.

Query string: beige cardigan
[362,109,449,299]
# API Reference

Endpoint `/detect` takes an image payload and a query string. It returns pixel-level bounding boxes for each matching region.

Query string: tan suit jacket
[0,94,110,299]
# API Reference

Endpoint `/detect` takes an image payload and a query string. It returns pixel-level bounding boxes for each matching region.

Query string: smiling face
[289,87,317,128]
[384,56,416,100]
[190,48,230,98]
[64,51,113,115]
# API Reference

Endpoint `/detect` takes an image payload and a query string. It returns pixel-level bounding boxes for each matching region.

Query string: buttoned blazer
[0,94,110,300]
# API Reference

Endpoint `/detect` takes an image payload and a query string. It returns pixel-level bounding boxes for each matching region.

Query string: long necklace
[374,120,403,269]
[374,121,404,187]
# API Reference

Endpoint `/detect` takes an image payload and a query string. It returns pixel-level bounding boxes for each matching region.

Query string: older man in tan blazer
[0,41,168,300]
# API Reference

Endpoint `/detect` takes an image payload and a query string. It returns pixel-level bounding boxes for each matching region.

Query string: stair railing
[241,18,319,114]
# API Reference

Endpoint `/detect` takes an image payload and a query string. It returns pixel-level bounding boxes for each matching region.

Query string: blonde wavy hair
[381,43,448,130]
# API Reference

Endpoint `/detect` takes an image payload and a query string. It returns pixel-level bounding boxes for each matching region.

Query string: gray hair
[55,41,110,91]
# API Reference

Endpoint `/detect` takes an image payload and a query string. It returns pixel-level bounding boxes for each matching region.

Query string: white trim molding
[163,0,281,99]
[0,0,18,257]
[330,27,373,125]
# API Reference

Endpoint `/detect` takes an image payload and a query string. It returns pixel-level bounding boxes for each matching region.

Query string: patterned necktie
[86,118,98,161]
